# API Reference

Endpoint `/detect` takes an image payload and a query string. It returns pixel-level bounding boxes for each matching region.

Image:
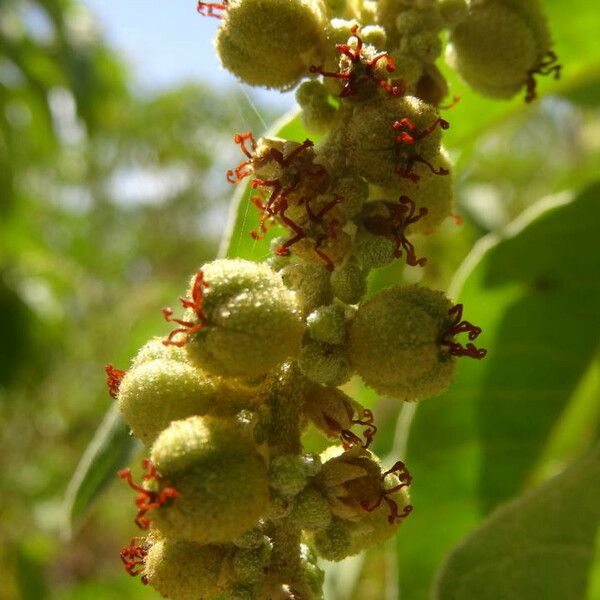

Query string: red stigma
[392,116,450,182]
[525,51,561,103]
[310,24,403,98]
[120,537,149,584]
[196,1,228,19]
[162,269,209,348]
[361,460,413,524]
[226,132,257,184]
[441,304,487,359]
[118,459,179,530]
[104,364,126,399]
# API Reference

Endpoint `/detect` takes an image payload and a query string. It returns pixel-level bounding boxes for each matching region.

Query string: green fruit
[216,0,327,89]
[446,0,554,99]
[177,259,304,379]
[131,337,187,369]
[150,416,269,544]
[145,539,235,600]
[348,285,456,401]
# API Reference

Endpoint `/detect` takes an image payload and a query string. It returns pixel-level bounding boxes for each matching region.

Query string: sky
[81,0,294,111]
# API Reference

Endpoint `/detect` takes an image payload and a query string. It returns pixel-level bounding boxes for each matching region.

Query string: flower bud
[281,261,333,315]
[330,258,367,304]
[269,454,315,497]
[233,536,273,584]
[298,340,352,387]
[215,0,328,89]
[290,486,332,531]
[306,303,347,345]
[296,80,338,135]
[149,415,269,544]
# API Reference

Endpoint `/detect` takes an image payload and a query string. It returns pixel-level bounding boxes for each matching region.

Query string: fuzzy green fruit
[345,94,447,188]
[145,539,235,600]
[131,337,187,369]
[172,259,304,379]
[118,359,213,446]
[216,0,328,89]
[446,0,554,99]
[348,285,456,401]
[150,415,269,544]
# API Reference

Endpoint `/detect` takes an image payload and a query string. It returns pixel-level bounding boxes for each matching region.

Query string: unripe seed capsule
[149,415,269,544]
[215,0,328,90]
[446,0,558,101]
[345,94,448,188]
[348,285,485,401]
[131,337,187,369]
[145,539,235,600]
[117,358,253,446]
[164,259,304,379]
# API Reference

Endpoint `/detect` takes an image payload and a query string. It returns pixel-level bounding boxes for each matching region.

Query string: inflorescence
[106,0,559,597]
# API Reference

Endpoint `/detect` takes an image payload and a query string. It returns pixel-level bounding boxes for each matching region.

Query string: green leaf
[397,183,600,599]
[433,442,600,600]
[219,108,314,261]
[62,404,138,539]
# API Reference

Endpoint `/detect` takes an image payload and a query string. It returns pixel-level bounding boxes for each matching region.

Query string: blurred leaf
[63,404,138,539]
[397,183,600,599]
[0,275,34,387]
[433,442,600,600]
[220,108,314,261]
[14,541,49,600]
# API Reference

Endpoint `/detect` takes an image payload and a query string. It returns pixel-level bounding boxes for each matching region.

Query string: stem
[263,361,313,598]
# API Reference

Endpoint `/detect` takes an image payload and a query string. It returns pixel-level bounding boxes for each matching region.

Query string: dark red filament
[274,194,342,271]
[441,304,487,359]
[162,269,209,347]
[120,537,149,584]
[309,24,403,98]
[226,132,257,184]
[196,1,228,19]
[363,196,428,267]
[105,364,126,398]
[391,116,450,182]
[525,51,561,103]
[341,408,378,450]
[118,459,179,530]
[361,460,414,524]
[246,139,320,241]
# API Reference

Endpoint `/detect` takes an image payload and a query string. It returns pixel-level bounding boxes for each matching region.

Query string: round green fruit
[348,285,456,401]
[150,415,269,544]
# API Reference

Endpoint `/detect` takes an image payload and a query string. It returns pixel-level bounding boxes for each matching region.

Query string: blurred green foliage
[0,1,272,598]
[1,0,599,599]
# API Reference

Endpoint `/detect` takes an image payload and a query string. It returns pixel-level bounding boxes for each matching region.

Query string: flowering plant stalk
[109,1,559,598]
